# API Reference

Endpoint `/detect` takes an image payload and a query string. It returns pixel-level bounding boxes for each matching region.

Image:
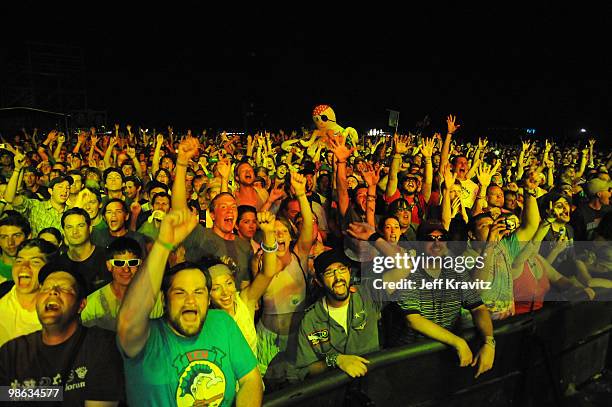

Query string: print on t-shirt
[175,348,226,407]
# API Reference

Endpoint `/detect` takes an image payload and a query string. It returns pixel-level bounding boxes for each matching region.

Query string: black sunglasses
[424,234,448,242]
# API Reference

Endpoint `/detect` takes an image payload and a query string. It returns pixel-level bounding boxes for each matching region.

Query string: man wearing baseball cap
[571,177,611,241]
[0,262,125,404]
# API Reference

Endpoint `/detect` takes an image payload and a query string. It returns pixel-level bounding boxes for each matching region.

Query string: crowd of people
[0,107,610,406]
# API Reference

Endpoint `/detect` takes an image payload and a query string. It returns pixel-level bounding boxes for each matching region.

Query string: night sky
[2,4,610,141]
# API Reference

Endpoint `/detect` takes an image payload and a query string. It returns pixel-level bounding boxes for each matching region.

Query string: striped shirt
[395,267,483,344]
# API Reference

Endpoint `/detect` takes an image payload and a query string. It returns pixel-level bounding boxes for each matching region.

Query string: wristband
[368,232,382,242]
[260,240,278,253]
[325,353,339,368]
[176,160,189,167]
[155,238,175,251]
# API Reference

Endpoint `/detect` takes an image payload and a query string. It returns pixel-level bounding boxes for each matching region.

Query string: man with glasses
[0,262,125,405]
[81,237,164,331]
[392,220,496,379]
[296,247,405,379]
[57,208,110,295]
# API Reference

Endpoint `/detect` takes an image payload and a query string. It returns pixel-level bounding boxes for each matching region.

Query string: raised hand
[156,133,164,146]
[478,137,488,150]
[46,130,58,143]
[394,134,412,155]
[57,133,66,144]
[78,131,87,144]
[446,115,461,135]
[328,131,354,162]
[109,136,118,146]
[521,141,531,153]
[290,171,307,196]
[158,208,199,247]
[588,138,596,147]
[476,161,501,187]
[268,183,286,203]
[178,137,200,162]
[126,146,136,159]
[90,127,96,136]
[216,157,231,180]
[90,134,99,146]
[442,162,456,188]
[347,222,376,241]
[257,211,276,235]
[419,137,435,158]
[358,161,381,186]
[13,149,26,170]
[126,124,132,134]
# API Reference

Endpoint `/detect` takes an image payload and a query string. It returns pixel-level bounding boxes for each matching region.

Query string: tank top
[261,255,306,315]
[513,256,551,315]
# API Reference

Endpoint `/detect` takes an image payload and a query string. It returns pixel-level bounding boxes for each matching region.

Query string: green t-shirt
[121,310,256,407]
[0,260,12,281]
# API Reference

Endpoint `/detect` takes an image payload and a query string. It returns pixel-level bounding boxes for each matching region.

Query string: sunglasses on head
[424,234,448,242]
[109,259,141,267]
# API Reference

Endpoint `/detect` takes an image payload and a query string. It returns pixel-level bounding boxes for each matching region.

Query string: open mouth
[278,241,287,251]
[17,273,31,287]
[44,301,60,312]
[182,309,198,322]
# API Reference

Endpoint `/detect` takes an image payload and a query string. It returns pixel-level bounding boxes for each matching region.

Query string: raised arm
[172,137,200,210]
[440,115,460,171]
[4,149,26,207]
[88,132,99,167]
[126,146,143,179]
[216,157,231,194]
[242,211,278,303]
[53,132,65,161]
[328,132,354,217]
[292,172,315,260]
[117,208,198,358]
[152,134,164,176]
[385,134,410,199]
[358,161,381,227]
[419,136,435,202]
[465,137,487,180]
[104,136,118,169]
[515,175,541,241]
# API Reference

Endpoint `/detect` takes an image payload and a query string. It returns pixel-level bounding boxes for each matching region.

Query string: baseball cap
[314,249,353,279]
[586,178,612,196]
[38,262,88,300]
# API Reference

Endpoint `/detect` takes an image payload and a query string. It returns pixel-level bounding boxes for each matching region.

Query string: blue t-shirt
[120,310,256,407]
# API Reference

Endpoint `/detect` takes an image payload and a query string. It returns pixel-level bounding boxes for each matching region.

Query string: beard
[325,278,350,302]
[167,309,207,337]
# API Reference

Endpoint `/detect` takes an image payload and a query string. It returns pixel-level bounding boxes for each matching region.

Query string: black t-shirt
[55,246,110,295]
[0,326,125,406]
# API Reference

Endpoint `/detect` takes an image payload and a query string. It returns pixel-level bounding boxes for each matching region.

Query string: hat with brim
[587,178,612,196]
[314,249,353,278]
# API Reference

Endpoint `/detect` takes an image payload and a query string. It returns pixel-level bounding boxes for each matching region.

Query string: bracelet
[325,353,339,368]
[176,160,189,167]
[155,238,175,251]
[260,240,278,253]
